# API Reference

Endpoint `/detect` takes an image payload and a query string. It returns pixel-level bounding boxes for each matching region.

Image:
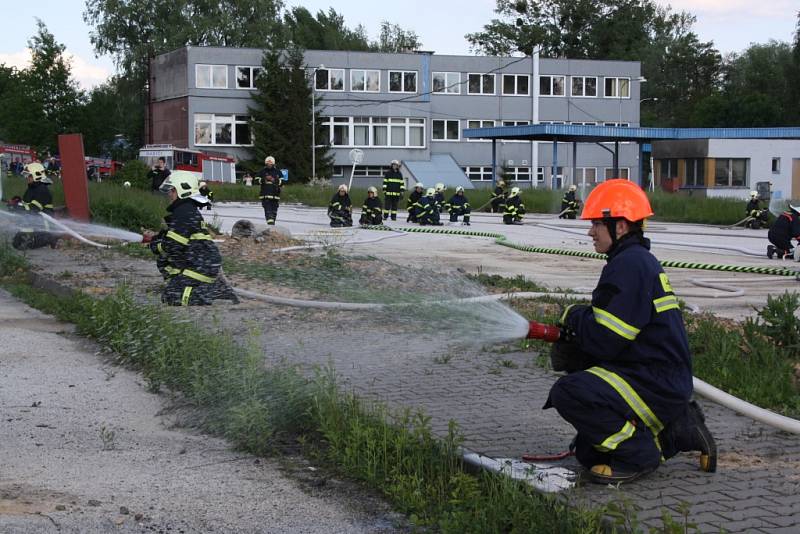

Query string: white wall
[708,139,800,200]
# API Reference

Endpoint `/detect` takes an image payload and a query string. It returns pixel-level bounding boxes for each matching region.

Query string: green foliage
[249,46,333,182]
[469,273,549,293]
[115,159,151,190]
[647,190,744,225]
[76,77,143,159]
[283,7,370,50]
[754,292,800,352]
[372,21,422,53]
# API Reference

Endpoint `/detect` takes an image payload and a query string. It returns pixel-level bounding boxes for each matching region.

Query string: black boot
[663,400,717,472]
[767,245,775,259]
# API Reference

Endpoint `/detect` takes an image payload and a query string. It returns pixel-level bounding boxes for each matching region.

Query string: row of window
[329,165,630,183]
[195,64,633,98]
[191,112,630,147]
[659,158,749,187]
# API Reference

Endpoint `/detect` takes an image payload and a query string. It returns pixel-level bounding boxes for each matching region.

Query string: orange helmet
[581,179,653,222]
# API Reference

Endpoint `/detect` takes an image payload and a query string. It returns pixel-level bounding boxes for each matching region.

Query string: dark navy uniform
[360,195,383,226]
[406,188,424,222]
[199,184,214,210]
[490,185,506,213]
[768,211,800,258]
[416,196,441,226]
[328,192,353,227]
[560,190,579,219]
[12,181,59,250]
[382,169,405,220]
[433,190,446,213]
[446,193,471,224]
[160,198,222,306]
[745,198,768,229]
[546,235,692,473]
[503,195,525,224]
[257,167,282,224]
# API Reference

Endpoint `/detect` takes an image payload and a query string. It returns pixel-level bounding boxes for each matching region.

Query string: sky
[0,0,797,90]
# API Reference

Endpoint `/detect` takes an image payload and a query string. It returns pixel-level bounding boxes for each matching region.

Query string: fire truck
[85,156,123,180]
[0,142,37,171]
[138,144,236,183]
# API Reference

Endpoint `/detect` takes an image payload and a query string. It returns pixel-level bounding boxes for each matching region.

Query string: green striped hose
[362,225,799,278]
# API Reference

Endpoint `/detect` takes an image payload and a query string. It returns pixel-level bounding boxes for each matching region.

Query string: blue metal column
[492,139,497,187]
[613,141,619,177]
[571,141,577,188]
[551,139,558,189]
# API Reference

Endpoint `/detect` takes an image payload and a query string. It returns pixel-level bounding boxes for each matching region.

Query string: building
[149,46,645,187]
[652,138,800,201]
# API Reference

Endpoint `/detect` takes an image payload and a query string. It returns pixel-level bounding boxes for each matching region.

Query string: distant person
[359,186,383,226]
[328,184,353,227]
[382,159,405,221]
[148,157,171,191]
[416,188,442,226]
[256,156,282,225]
[433,183,446,214]
[198,181,214,210]
[767,203,800,260]
[491,180,507,213]
[446,186,471,225]
[503,187,525,225]
[243,173,254,187]
[560,185,580,219]
[744,191,768,229]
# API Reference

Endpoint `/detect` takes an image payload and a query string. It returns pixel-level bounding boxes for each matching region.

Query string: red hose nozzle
[527,321,561,342]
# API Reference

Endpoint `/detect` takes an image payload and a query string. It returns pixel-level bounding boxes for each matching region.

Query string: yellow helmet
[569,184,577,191]
[24,162,52,184]
[338,184,348,193]
[265,156,275,165]
[159,170,200,199]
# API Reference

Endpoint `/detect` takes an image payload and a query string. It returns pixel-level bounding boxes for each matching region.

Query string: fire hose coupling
[527,321,561,342]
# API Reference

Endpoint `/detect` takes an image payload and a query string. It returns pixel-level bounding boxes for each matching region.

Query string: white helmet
[435,182,445,192]
[456,186,464,194]
[509,186,520,197]
[199,181,208,188]
[414,182,424,189]
[569,184,577,191]
[367,186,377,194]
[23,162,52,184]
[789,202,800,214]
[390,159,400,167]
[265,156,275,165]
[123,181,132,188]
[426,187,435,197]
[338,184,348,193]
[750,191,758,198]
[159,170,200,199]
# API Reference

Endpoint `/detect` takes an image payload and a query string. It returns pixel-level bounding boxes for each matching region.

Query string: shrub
[115,159,151,190]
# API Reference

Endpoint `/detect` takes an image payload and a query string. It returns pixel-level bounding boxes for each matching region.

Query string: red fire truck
[85,156,123,180]
[138,144,237,183]
[0,142,37,171]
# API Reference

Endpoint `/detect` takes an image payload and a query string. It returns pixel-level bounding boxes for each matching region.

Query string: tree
[283,7,370,51]
[371,22,422,53]
[76,76,143,158]
[249,46,332,182]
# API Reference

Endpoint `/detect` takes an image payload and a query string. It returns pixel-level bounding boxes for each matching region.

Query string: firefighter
[544,179,717,484]
[433,183,446,214]
[560,184,580,219]
[198,181,214,210]
[359,186,383,226]
[148,214,181,280]
[11,162,61,250]
[744,191,768,229]
[503,187,525,225]
[156,171,225,306]
[767,203,800,260]
[382,159,405,220]
[256,156,282,225]
[446,186,471,225]
[406,182,425,222]
[417,188,442,226]
[328,184,353,227]
[491,180,507,213]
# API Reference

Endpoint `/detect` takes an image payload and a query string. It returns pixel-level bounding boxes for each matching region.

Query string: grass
[0,241,615,533]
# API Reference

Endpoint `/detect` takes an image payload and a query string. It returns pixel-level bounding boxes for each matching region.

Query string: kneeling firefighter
[156,171,235,306]
[767,202,800,260]
[328,184,353,227]
[416,188,442,226]
[11,162,60,250]
[503,187,525,224]
[560,184,580,219]
[360,187,383,226]
[446,186,471,225]
[526,180,717,484]
[744,191,768,229]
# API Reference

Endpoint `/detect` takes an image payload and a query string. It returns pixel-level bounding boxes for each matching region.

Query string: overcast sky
[0,0,797,89]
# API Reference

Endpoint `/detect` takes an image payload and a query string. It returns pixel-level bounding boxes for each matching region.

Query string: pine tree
[249,46,332,182]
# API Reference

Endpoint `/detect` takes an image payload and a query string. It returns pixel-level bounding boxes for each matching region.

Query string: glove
[549,340,593,373]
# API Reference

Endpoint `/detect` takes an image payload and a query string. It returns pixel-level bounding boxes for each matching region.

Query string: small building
[148,46,646,188]
[652,138,800,201]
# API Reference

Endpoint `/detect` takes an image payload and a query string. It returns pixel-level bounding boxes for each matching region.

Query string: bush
[88,181,167,231]
[115,159,151,190]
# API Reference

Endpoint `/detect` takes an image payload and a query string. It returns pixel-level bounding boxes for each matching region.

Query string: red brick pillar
[57,134,90,222]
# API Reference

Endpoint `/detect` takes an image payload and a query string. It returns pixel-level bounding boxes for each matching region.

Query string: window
[604,77,630,98]
[536,167,545,183]
[502,74,529,96]
[432,72,460,94]
[354,166,389,177]
[685,158,705,187]
[603,122,630,127]
[571,76,598,97]
[332,166,344,177]
[539,121,565,125]
[321,116,424,148]
[539,75,565,96]
[350,69,380,92]
[389,70,417,93]
[235,66,263,89]
[432,119,460,141]
[315,68,344,91]
[571,121,597,126]
[604,168,630,180]
[196,65,227,89]
[714,158,748,187]
[772,157,781,173]
[468,73,495,95]
[660,159,679,179]
[575,167,598,185]
[506,167,531,181]
[194,114,252,146]
[502,120,530,143]
[466,120,495,141]
[462,166,494,181]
